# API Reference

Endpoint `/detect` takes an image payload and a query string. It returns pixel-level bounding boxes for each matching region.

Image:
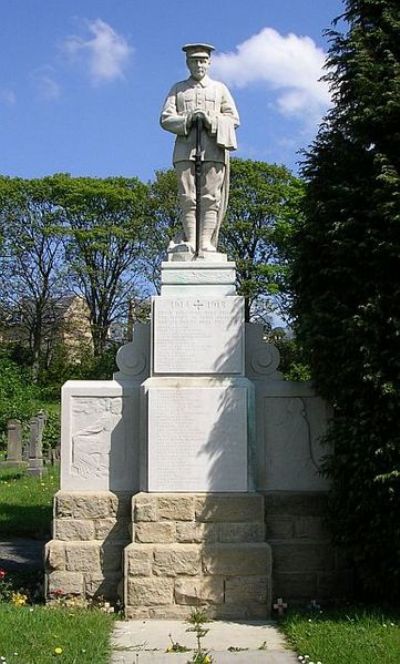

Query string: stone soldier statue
[160,43,239,256]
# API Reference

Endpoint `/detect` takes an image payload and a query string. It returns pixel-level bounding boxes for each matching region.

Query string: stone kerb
[124,493,272,619]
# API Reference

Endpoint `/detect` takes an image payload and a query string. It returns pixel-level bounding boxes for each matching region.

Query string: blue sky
[1,0,343,183]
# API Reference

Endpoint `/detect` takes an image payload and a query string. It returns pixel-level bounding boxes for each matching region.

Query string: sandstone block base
[45,491,130,602]
[124,492,271,619]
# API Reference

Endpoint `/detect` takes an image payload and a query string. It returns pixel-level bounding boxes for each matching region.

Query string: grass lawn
[281,606,400,664]
[0,465,59,538]
[0,604,115,664]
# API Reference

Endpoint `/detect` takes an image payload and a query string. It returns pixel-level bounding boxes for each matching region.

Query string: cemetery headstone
[27,414,44,476]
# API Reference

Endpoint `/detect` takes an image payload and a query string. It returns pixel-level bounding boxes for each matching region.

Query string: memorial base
[44,491,131,602]
[124,492,272,619]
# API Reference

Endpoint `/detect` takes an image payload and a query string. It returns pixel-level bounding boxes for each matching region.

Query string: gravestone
[7,419,22,462]
[27,415,44,476]
[0,419,26,468]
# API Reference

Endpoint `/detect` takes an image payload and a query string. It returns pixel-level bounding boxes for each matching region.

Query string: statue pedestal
[123,258,271,619]
[45,255,342,614]
[161,258,236,296]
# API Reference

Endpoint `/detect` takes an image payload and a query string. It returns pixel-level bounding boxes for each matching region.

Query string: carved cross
[273,597,288,616]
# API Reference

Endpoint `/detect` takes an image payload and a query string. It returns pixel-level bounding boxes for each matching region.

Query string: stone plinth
[161,260,236,296]
[45,490,131,601]
[124,492,271,619]
[141,377,254,492]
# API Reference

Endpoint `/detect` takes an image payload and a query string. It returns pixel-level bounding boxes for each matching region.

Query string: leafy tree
[0,177,66,381]
[148,160,303,321]
[0,351,39,438]
[291,0,400,598]
[221,159,304,321]
[53,175,149,356]
[145,169,180,289]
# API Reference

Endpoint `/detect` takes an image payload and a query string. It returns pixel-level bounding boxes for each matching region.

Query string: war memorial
[45,43,351,618]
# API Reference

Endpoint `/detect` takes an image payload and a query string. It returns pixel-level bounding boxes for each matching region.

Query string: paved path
[0,538,46,571]
[111,619,298,663]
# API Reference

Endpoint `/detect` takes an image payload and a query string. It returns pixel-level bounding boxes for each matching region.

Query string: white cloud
[0,88,16,106]
[32,66,61,100]
[62,19,132,84]
[211,27,331,119]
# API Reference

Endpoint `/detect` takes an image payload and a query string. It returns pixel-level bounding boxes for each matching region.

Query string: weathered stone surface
[125,602,268,620]
[60,383,139,492]
[175,577,224,605]
[272,541,334,573]
[266,516,294,539]
[202,544,271,576]
[152,297,244,375]
[55,491,118,519]
[146,380,249,492]
[125,545,153,576]
[335,548,353,571]
[54,519,95,541]
[133,494,157,522]
[65,542,102,572]
[195,495,264,522]
[153,545,201,577]
[176,522,218,543]
[135,522,175,543]
[218,523,265,543]
[213,604,269,619]
[225,576,269,604]
[317,571,353,598]
[273,572,317,599]
[84,572,122,599]
[95,518,130,541]
[45,541,65,571]
[265,492,327,517]
[126,578,174,606]
[157,495,195,521]
[294,517,328,539]
[125,605,193,620]
[48,571,84,596]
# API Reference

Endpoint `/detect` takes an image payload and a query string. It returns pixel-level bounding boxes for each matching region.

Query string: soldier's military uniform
[160,45,239,252]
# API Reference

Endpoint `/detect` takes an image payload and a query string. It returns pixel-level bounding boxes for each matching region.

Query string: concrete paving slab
[111,619,298,663]
[112,620,287,652]
[112,651,298,663]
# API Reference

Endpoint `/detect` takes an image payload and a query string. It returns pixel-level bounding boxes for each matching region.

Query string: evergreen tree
[292,0,400,598]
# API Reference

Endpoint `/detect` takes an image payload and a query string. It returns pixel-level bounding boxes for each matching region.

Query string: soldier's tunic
[160,75,239,250]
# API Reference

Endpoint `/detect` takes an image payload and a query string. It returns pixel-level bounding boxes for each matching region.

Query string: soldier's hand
[186,111,195,128]
[192,110,211,129]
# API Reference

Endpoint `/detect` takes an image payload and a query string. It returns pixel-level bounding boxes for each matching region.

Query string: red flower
[52,589,64,597]
[0,569,7,579]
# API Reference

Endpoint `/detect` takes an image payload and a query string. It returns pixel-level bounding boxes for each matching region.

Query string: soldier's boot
[200,211,217,252]
[182,213,196,251]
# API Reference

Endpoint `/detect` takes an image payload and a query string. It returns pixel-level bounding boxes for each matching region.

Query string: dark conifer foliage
[291,0,400,598]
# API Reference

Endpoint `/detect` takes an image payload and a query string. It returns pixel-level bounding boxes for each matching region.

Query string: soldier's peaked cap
[182,43,215,58]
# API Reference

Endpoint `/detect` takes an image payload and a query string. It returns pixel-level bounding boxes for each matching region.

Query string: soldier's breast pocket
[205,92,216,112]
[183,92,196,111]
